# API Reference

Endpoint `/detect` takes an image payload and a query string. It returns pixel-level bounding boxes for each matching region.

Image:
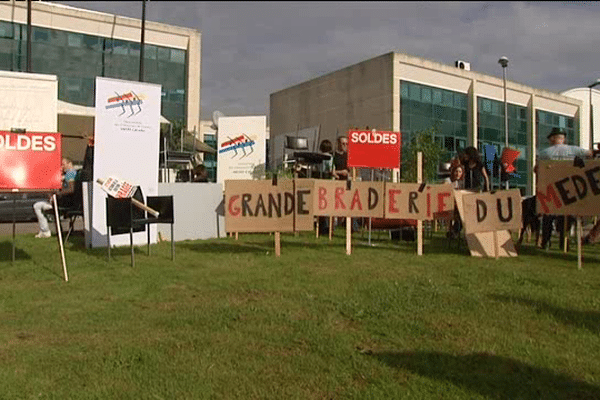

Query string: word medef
[0,134,57,152]
[537,164,600,214]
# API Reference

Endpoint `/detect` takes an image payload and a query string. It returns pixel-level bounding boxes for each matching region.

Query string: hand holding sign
[97,177,159,217]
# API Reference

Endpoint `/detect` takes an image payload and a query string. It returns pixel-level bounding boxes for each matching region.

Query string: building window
[400,80,468,166]
[536,110,577,150]
[477,97,529,192]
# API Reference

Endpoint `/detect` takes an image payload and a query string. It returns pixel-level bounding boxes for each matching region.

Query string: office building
[270,52,583,194]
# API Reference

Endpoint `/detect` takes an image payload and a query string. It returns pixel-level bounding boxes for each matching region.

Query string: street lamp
[588,78,600,150]
[498,56,509,189]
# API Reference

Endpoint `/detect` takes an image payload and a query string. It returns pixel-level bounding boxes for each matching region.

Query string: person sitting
[192,164,209,182]
[32,158,77,238]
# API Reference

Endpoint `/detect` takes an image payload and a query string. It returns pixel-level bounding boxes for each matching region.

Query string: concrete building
[561,86,600,150]
[270,52,584,195]
[0,0,201,161]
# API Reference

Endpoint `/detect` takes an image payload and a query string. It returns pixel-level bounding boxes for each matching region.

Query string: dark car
[0,192,52,223]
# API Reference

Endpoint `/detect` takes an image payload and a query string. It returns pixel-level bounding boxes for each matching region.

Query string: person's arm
[480,166,490,192]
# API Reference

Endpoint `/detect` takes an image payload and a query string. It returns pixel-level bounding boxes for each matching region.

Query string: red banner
[347,130,401,169]
[0,132,62,190]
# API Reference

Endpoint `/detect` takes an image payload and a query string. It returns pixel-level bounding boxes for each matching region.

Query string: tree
[401,123,449,183]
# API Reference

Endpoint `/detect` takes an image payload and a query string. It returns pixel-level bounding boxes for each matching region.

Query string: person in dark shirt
[459,146,490,192]
[333,136,349,180]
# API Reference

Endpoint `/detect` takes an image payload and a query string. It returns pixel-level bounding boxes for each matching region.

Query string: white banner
[0,71,57,132]
[90,77,161,248]
[217,116,267,183]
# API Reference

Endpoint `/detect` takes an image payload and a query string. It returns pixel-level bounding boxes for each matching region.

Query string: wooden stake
[563,217,569,253]
[493,231,499,260]
[417,152,423,256]
[329,216,333,241]
[274,231,281,257]
[52,194,69,282]
[235,232,239,240]
[577,217,582,270]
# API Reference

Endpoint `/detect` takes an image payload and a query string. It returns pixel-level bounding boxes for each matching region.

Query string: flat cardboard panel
[294,178,315,231]
[224,178,314,233]
[462,189,522,234]
[536,159,600,216]
[466,231,517,257]
[313,180,384,217]
[384,183,454,220]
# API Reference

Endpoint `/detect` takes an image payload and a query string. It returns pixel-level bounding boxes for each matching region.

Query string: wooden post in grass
[346,168,357,255]
[274,231,281,257]
[329,216,333,241]
[563,217,569,253]
[577,217,582,270]
[52,194,69,282]
[417,152,423,256]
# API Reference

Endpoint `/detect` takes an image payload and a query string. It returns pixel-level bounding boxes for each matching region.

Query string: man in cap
[537,127,592,249]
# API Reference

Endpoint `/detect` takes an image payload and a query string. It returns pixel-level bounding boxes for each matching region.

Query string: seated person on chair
[32,158,78,238]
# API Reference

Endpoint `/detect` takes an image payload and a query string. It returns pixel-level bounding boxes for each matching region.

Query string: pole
[503,66,508,190]
[26,0,32,72]
[139,0,146,82]
[590,86,594,151]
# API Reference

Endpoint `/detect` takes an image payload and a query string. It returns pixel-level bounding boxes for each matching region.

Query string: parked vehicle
[0,192,51,223]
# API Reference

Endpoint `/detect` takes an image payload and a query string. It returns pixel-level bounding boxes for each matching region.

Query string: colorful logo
[105,91,145,117]
[219,134,255,159]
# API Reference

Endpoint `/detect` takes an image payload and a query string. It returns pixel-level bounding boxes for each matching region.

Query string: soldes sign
[347,130,401,169]
[0,132,62,190]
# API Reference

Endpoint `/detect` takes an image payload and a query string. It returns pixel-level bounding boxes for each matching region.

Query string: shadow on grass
[0,240,31,262]
[490,294,600,334]
[371,351,600,400]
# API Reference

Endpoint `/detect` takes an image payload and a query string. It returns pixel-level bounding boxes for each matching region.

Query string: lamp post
[588,78,600,151]
[498,56,509,189]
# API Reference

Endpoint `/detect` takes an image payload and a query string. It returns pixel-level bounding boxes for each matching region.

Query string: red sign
[347,130,401,169]
[0,132,62,190]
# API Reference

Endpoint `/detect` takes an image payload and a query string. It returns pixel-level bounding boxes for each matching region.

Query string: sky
[53,1,600,122]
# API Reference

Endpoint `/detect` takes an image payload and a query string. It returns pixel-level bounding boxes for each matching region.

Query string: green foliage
[401,123,449,183]
[161,119,196,153]
[1,231,600,398]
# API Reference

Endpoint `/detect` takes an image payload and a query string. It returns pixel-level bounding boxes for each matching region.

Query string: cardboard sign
[347,130,401,169]
[462,189,522,234]
[536,160,600,216]
[224,178,314,233]
[313,180,384,217]
[0,131,62,190]
[384,183,454,220]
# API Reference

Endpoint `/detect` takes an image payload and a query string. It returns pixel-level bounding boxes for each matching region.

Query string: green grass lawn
[1,229,599,399]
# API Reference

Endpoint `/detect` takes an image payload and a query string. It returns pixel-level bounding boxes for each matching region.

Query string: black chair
[105,191,174,266]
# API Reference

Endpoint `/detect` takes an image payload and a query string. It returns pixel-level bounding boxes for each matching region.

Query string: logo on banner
[105,91,146,117]
[219,134,256,159]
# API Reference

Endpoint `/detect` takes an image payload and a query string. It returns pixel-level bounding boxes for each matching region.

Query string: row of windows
[0,21,186,63]
[536,110,577,147]
[0,21,187,123]
[401,81,468,109]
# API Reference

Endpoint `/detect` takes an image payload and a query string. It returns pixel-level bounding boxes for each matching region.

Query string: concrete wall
[157,182,225,241]
[270,52,394,149]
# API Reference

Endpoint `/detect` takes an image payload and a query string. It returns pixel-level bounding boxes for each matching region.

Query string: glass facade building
[536,109,577,151]
[0,20,187,123]
[477,97,529,192]
[400,80,468,163]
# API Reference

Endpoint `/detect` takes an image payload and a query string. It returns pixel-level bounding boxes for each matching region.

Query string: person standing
[459,146,490,192]
[537,127,592,249]
[32,158,77,238]
[332,134,359,232]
